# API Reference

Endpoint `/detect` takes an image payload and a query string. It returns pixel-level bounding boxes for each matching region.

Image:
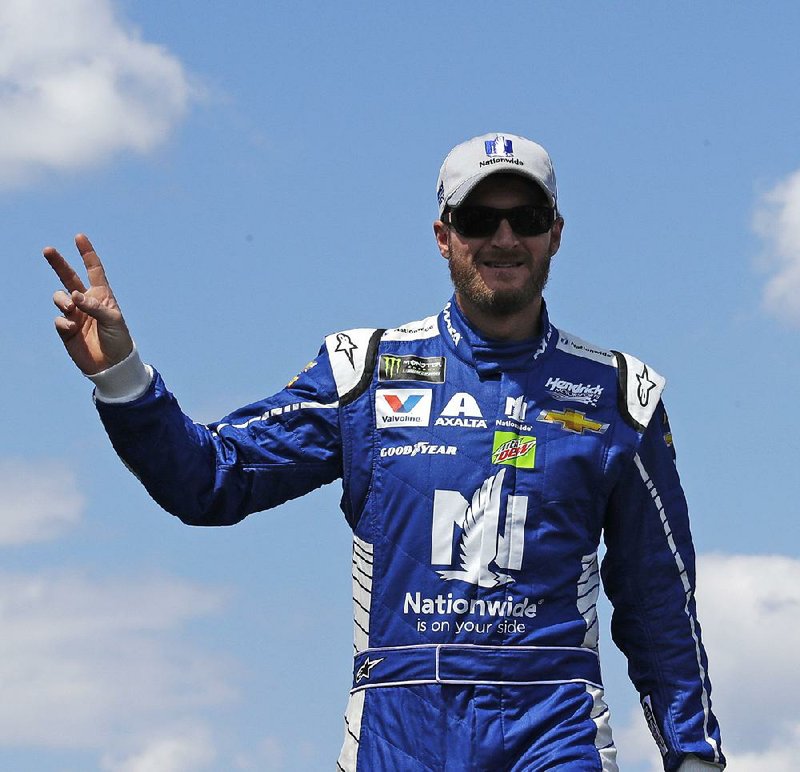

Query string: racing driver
[43,133,725,771]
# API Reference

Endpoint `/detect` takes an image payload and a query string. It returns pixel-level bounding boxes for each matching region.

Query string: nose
[490,216,519,248]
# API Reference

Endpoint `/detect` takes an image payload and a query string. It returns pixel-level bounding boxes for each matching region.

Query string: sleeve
[600,401,725,771]
[93,344,343,526]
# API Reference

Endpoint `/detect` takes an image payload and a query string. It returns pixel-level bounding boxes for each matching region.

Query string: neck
[455,294,543,341]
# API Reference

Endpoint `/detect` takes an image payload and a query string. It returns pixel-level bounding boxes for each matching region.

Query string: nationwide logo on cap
[479,134,525,169]
[485,135,514,157]
[537,409,609,435]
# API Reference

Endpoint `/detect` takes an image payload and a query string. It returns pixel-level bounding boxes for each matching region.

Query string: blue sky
[3,1,800,769]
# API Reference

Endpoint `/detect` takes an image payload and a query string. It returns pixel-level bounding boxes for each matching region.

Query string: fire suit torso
[94,297,724,772]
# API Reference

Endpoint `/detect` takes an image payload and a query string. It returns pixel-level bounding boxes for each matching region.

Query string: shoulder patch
[556,331,615,365]
[325,328,384,404]
[612,351,666,432]
[382,315,440,341]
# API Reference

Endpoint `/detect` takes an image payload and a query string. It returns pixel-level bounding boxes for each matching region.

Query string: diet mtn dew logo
[492,431,536,468]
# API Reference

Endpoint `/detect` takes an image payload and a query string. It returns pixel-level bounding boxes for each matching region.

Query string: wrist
[88,344,153,403]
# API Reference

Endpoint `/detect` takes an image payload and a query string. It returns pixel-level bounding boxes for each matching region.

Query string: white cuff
[677,755,724,771]
[88,345,154,403]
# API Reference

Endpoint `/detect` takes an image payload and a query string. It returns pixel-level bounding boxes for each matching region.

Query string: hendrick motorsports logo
[492,432,536,468]
[379,354,446,383]
[545,376,603,407]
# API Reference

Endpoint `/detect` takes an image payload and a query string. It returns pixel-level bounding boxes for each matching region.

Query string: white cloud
[0,571,234,751]
[0,458,84,545]
[101,728,217,772]
[0,0,193,187]
[233,736,286,770]
[612,553,800,768]
[753,168,800,324]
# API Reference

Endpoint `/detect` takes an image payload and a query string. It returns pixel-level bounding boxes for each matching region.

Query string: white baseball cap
[436,132,558,216]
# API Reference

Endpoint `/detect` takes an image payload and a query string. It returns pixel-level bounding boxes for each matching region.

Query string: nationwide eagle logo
[433,469,528,588]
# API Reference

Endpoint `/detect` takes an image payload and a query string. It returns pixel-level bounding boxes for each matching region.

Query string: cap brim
[442,168,555,214]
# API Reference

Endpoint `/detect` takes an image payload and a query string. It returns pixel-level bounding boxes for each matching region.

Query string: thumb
[71,290,123,326]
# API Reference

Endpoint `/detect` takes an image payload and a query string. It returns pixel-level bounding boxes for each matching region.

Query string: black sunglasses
[446,205,556,238]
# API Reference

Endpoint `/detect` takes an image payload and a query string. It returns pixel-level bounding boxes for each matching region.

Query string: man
[44,133,724,771]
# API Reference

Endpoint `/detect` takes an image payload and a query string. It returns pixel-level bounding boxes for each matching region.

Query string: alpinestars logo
[334,332,358,368]
[432,469,528,588]
[636,365,657,407]
[355,657,384,683]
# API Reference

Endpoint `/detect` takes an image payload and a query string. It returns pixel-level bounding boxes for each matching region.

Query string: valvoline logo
[383,393,423,413]
[376,389,432,429]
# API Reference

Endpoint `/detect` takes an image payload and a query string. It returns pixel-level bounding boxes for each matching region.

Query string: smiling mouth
[482,260,524,269]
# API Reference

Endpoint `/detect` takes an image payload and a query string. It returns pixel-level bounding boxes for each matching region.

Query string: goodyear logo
[537,409,608,435]
[491,431,536,468]
[379,354,446,383]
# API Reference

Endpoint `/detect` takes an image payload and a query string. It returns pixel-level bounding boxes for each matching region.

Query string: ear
[548,217,564,257]
[433,220,450,259]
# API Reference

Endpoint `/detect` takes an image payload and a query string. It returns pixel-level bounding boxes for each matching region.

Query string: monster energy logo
[379,355,446,383]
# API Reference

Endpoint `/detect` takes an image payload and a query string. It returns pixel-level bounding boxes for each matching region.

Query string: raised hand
[43,234,134,375]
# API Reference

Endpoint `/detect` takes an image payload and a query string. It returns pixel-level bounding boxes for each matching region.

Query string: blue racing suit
[93,297,724,771]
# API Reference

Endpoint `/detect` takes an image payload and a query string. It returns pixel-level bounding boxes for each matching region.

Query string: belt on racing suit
[351,644,602,692]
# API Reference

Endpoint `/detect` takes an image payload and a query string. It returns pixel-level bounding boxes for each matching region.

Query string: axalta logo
[492,432,536,468]
[545,376,604,407]
[381,442,457,458]
[432,469,527,588]
[435,392,487,429]
[376,389,432,429]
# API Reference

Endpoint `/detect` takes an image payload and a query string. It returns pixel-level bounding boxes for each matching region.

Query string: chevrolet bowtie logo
[537,409,609,435]
[355,656,384,683]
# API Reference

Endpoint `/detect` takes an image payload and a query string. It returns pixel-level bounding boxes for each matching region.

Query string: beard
[448,246,551,317]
